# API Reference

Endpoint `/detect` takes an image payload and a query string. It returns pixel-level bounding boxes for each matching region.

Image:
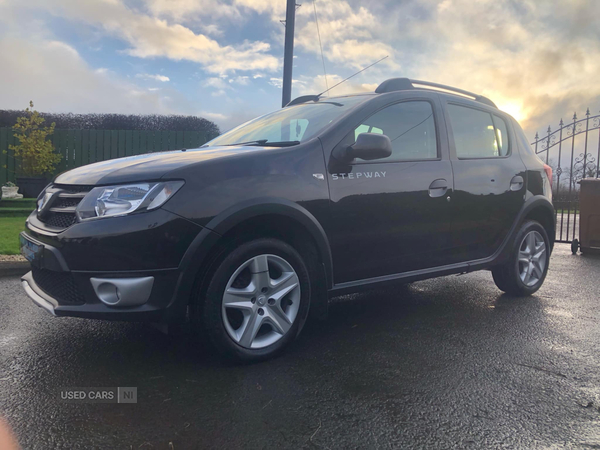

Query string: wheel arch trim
[164,198,333,322]
[519,196,555,248]
[203,197,333,287]
[478,194,555,269]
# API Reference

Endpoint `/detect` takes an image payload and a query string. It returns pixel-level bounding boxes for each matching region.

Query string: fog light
[90,277,154,307]
[96,282,120,305]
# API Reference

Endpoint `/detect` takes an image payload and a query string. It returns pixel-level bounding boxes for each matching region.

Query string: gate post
[557,119,564,240]
[546,126,551,164]
[567,113,577,242]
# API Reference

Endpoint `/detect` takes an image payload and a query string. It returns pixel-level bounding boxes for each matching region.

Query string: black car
[20,78,555,362]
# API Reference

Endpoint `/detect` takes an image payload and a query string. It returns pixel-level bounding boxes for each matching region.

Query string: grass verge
[0,217,27,255]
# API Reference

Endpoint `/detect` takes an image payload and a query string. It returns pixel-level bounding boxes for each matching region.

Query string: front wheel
[192,238,311,363]
[492,220,550,296]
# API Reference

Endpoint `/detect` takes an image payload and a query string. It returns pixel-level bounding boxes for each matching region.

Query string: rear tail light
[543,164,553,187]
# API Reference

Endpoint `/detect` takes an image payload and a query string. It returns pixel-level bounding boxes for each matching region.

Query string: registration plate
[20,233,43,266]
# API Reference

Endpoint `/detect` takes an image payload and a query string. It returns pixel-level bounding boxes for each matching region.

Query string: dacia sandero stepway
[21,78,555,362]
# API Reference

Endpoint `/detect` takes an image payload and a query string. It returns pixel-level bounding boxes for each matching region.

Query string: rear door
[442,100,527,263]
[326,95,455,283]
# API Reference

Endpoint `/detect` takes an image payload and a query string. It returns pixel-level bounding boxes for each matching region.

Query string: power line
[318,55,388,97]
[312,0,328,94]
[391,113,433,142]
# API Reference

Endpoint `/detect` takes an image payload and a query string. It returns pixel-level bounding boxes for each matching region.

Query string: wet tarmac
[1,244,599,449]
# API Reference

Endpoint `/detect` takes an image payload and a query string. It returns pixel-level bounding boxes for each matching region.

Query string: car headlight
[76,181,184,221]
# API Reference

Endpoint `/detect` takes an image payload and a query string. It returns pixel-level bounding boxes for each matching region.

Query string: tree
[9,102,61,177]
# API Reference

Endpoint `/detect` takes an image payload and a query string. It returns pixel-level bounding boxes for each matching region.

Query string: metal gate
[531,109,600,243]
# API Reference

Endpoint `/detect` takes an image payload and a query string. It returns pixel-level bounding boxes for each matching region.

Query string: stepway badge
[59,387,137,403]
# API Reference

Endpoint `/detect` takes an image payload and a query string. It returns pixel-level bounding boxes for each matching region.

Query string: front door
[326,99,455,284]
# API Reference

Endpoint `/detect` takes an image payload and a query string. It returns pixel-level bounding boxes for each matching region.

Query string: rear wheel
[492,220,550,296]
[192,238,311,362]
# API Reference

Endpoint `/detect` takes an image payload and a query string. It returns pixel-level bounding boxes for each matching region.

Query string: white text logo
[331,171,386,180]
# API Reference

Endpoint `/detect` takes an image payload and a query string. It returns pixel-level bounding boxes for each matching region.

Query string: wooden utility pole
[281,0,296,107]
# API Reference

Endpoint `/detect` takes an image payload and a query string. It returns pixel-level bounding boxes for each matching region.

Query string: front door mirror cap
[334,133,393,162]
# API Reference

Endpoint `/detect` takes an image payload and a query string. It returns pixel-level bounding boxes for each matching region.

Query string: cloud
[0,37,188,115]
[136,73,170,82]
[199,111,228,121]
[140,0,401,73]
[2,0,599,141]
[297,74,375,96]
[328,40,392,69]
[268,78,306,89]
[144,0,241,21]
[401,0,600,135]
[203,77,230,89]
[200,23,224,37]
[233,0,286,18]
[203,77,230,97]
[292,2,400,71]
[268,78,282,89]
[34,0,279,74]
[229,75,249,85]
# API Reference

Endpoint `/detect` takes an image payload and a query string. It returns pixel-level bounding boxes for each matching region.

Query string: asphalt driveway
[0,244,599,449]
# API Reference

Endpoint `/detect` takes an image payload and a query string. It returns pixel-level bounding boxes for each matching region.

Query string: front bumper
[20,207,207,322]
[21,268,182,321]
[22,275,57,316]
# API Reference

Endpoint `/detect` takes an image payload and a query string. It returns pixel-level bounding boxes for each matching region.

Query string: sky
[0,0,599,140]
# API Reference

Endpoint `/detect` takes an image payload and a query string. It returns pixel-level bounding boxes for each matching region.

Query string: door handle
[429,179,448,198]
[510,176,524,191]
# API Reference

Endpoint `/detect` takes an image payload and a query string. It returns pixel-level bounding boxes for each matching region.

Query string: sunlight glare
[496,101,526,122]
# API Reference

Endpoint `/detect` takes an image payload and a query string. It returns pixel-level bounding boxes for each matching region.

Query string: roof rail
[375,78,497,108]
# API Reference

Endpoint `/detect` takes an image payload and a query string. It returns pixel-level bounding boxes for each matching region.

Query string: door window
[447,104,510,158]
[350,101,438,161]
[354,124,383,140]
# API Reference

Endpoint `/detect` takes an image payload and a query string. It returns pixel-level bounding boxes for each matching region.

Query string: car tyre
[192,237,311,363]
[492,220,550,296]
[571,238,579,255]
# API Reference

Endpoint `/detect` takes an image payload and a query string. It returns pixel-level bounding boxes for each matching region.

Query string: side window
[351,101,438,161]
[492,114,510,156]
[354,124,383,140]
[447,104,510,158]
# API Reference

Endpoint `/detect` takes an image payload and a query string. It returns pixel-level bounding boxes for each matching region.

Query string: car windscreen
[206,96,369,146]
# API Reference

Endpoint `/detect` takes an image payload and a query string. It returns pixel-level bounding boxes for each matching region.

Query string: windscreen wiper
[225,140,300,147]
[261,140,300,147]
[225,140,268,146]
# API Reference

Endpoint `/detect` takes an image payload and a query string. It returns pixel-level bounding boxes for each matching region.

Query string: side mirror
[336,133,393,161]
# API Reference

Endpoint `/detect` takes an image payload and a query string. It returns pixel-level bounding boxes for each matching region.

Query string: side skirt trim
[329,262,470,296]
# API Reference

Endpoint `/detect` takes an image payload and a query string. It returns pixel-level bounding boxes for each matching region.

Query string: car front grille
[37,184,93,232]
[31,267,85,305]
[45,212,78,229]
[53,197,81,208]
